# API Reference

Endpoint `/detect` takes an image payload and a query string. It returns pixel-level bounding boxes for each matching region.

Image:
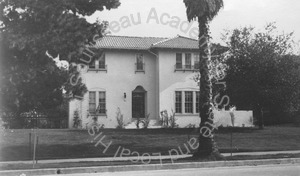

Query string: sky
[86,0,300,49]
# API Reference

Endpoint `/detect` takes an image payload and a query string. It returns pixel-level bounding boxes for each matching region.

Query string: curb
[1,158,300,176]
[1,150,300,165]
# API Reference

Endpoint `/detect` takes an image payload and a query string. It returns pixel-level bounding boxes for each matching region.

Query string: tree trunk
[193,17,222,160]
[255,104,264,129]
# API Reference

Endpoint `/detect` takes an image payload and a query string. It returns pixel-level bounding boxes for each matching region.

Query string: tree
[0,0,120,116]
[183,0,224,159]
[223,23,300,127]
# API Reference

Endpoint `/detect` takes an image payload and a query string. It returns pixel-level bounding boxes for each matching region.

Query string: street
[45,164,300,176]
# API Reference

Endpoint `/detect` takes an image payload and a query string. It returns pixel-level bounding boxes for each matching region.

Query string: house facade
[69,35,202,128]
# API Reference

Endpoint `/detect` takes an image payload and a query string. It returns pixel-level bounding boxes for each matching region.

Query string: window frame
[135,53,145,73]
[185,53,192,70]
[175,53,183,70]
[175,91,182,113]
[89,91,107,116]
[175,90,200,115]
[194,53,200,70]
[89,91,96,113]
[184,91,193,113]
[88,53,107,72]
[97,91,106,115]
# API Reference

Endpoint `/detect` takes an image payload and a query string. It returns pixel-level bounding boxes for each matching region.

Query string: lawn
[0,126,300,161]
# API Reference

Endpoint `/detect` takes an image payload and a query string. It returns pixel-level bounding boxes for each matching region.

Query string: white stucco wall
[157,49,200,127]
[69,50,158,128]
[69,49,254,129]
[213,110,254,127]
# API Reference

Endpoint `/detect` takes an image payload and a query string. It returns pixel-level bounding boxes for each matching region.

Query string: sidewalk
[1,150,300,165]
[1,157,300,176]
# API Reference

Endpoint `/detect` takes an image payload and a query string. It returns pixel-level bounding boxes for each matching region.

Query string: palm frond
[183,0,224,22]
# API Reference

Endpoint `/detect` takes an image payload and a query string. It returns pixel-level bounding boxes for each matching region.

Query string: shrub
[160,110,178,128]
[73,110,81,128]
[115,108,125,129]
[141,113,151,129]
[135,116,141,129]
[168,110,178,128]
[90,116,104,129]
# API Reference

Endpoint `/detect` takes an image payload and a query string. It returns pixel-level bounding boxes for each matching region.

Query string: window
[196,91,200,113]
[175,91,199,114]
[89,91,106,115]
[88,53,107,72]
[175,91,182,113]
[89,92,96,112]
[194,53,200,70]
[185,91,193,113]
[185,53,192,69]
[97,92,106,114]
[136,53,144,72]
[176,53,182,69]
[89,60,96,69]
[175,53,198,72]
[99,54,106,69]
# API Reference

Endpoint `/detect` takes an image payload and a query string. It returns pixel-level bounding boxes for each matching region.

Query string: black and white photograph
[0,0,300,175]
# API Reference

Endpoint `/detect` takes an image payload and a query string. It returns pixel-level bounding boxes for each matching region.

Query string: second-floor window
[185,53,192,69]
[194,53,200,70]
[89,60,96,69]
[99,54,106,69]
[175,53,198,71]
[176,53,183,69]
[136,53,145,72]
[88,53,107,72]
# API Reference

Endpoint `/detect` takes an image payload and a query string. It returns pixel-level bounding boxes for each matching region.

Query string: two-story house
[69,35,202,128]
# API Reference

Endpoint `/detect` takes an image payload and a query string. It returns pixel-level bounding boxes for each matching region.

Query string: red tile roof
[92,35,198,50]
[152,35,198,49]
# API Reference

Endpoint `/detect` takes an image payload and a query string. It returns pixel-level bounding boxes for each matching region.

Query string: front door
[132,92,145,118]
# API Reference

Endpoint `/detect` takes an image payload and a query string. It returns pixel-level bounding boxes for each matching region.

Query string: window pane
[89,92,96,112]
[185,91,193,113]
[185,53,191,69]
[176,53,182,69]
[98,91,106,114]
[89,60,96,69]
[196,91,200,113]
[99,54,105,69]
[136,53,144,70]
[175,91,182,113]
[194,54,200,69]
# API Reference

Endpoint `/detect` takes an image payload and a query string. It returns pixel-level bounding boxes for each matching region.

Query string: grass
[0,126,300,162]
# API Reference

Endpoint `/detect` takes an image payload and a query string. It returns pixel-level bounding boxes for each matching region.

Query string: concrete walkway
[1,158,300,176]
[1,150,300,165]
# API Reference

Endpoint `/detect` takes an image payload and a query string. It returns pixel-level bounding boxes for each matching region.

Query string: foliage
[183,0,224,158]
[90,116,105,129]
[0,0,120,115]
[185,123,196,129]
[141,113,151,129]
[184,0,224,22]
[223,23,300,114]
[73,110,81,128]
[135,116,141,129]
[160,110,178,128]
[115,108,125,129]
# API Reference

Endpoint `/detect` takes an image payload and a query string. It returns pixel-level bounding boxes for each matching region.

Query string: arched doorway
[132,86,147,119]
